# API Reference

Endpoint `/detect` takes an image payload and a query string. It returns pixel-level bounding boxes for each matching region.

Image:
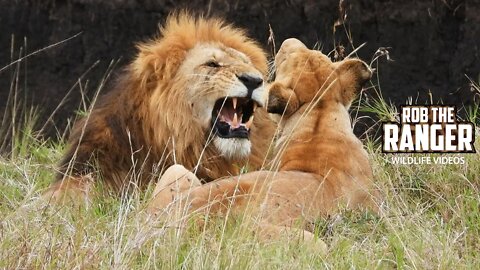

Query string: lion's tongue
[219,106,241,129]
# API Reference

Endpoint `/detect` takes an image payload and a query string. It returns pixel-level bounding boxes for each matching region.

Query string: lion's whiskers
[190,81,238,99]
[186,73,215,78]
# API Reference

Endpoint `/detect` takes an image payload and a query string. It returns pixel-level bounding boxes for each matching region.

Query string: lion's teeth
[245,115,254,129]
[232,97,237,109]
[253,103,258,112]
[233,113,239,127]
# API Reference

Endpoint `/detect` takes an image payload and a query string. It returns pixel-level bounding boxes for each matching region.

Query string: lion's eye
[205,61,221,68]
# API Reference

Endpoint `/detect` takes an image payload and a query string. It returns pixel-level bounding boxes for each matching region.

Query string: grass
[0,98,479,269]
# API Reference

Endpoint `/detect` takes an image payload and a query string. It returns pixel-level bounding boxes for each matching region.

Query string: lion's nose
[237,74,263,94]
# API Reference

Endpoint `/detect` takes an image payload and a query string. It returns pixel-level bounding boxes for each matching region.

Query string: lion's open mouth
[211,97,258,139]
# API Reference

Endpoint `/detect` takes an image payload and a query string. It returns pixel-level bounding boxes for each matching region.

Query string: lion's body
[46,14,276,201]
[147,38,380,239]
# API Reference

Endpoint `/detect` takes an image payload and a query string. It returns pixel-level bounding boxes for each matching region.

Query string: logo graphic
[383,105,476,153]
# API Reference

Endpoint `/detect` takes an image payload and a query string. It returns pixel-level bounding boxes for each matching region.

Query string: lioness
[147,38,380,239]
[44,13,276,202]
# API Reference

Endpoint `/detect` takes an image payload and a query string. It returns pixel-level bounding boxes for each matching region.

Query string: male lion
[44,13,275,202]
[147,38,380,240]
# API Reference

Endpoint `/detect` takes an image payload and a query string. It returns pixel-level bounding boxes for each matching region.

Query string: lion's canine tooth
[233,113,239,127]
[232,97,237,109]
[253,103,258,111]
[245,115,254,129]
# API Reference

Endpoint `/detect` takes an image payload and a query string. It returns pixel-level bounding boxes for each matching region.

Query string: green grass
[0,108,479,269]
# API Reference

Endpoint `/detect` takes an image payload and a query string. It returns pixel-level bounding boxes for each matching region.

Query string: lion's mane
[56,13,274,191]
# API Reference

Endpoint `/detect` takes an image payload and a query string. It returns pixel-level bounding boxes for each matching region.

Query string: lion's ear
[267,82,300,117]
[133,44,186,88]
[335,59,372,107]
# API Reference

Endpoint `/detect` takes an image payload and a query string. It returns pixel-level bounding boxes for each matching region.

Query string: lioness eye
[205,61,221,68]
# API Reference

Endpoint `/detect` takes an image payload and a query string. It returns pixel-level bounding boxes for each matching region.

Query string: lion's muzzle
[211,97,258,139]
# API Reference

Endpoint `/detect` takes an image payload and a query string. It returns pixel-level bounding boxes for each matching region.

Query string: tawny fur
[147,38,381,239]
[45,13,276,202]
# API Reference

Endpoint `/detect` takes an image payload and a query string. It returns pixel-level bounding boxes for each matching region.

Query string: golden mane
[133,13,268,83]
[46,12,274,202]
[129,13,270,179]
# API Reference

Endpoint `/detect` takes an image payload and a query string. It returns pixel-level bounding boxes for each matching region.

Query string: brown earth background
[0,0,479,140]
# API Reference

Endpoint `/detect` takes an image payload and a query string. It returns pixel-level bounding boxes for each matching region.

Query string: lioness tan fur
[44,13,276,202]
[147,38,380,240]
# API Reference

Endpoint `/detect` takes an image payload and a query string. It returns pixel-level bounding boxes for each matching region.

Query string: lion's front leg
[147,164,202,215]
[42,175,94,206]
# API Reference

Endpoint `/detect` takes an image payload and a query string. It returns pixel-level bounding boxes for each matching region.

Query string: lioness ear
[335,59,372,107]
[267,82,300,117]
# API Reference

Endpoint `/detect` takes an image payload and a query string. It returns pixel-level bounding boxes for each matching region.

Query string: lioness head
[133,14,268,161]
[267,38,372,117]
